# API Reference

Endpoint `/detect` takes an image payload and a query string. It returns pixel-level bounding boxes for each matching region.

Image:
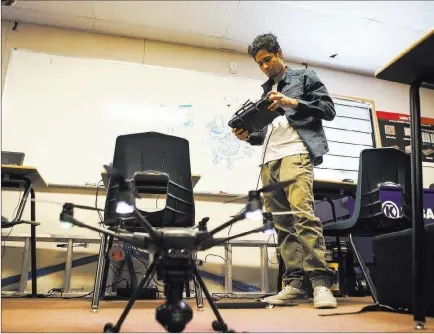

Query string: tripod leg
[193,265,232,333]
[104,259,158,333]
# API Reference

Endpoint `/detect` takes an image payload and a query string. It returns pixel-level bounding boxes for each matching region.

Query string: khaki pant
[261,154,334,289]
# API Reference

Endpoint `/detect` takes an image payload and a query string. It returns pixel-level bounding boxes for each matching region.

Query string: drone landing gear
[192,265,235,333]
[103,260,157,333]
[103,254,234,333]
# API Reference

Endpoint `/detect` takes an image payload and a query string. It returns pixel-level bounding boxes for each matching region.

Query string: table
[1,233,101,297]
[1,165,47,298]
[375,28,434,328]
[221,240,278,298]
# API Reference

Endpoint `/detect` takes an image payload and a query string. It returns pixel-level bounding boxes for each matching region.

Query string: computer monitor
[1,151,25,166]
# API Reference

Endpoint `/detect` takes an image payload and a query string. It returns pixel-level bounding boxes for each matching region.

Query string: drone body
[58,165,293,333]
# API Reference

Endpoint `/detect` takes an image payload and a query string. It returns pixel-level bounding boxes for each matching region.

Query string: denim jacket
[247,68,336,166]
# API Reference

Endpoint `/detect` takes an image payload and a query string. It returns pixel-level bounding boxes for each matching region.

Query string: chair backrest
[105,132,195,229]
[352,147,412,232]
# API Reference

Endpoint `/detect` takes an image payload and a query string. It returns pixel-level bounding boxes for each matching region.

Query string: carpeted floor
[2,296,433,332]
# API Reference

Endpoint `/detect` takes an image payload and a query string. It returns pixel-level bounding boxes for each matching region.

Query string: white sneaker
[313,286,337,309]
[261,285,305,305]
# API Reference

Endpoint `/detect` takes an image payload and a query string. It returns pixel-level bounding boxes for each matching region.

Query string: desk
[375,29,434,327]
[1,165,47,298]
[101,170,201,191]
[1,165,47,189]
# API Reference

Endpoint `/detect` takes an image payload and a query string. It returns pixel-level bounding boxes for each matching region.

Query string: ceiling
[2,1,433,75]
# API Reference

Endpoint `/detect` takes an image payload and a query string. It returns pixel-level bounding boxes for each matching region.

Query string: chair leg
[348,233,378,303]
[194,275,204,310]
[335,237,348,297]
[325,198,347,297]
[100,236,114,297]
[91,235,109,312]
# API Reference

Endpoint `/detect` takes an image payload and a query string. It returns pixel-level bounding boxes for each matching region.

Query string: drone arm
[61,213,124,239]
[64,202,158,241]
[205,214,245,238]
[199,222,274,250]
[68,203,105,212]
[60,213,154,250]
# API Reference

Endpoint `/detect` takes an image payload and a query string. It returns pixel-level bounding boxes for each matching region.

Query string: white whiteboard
[2,49,374,195]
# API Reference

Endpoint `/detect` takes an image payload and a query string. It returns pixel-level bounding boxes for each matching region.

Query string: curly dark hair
[247,33,281,59]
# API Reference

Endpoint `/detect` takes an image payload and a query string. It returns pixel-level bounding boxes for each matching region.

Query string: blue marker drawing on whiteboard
[211,129,223,135]
[183,112,194,127]
[206,115,254,169]
[207,116,225,140]
[179,104,193,108]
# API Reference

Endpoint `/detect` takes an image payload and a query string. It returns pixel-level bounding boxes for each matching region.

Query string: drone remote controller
[228,96,280,134]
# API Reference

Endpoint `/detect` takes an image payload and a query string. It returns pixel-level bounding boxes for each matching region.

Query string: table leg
[19,238,31,293]
[410,80,426,328]
[14,181,31,222]
[30,187,37,298]
[260,245,269,293]
[63,239,73,294]
[224,244,233,293]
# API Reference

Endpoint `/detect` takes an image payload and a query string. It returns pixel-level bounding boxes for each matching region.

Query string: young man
[233,33,337,309]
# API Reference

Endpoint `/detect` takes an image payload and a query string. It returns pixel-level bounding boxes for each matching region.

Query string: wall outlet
[229,62,238,74]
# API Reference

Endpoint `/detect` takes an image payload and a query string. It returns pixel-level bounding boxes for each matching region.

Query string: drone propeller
[103,164,143,199]
[224,179,295,204]
[103,164,123,182]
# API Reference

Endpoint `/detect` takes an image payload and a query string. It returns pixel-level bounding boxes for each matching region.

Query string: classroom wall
[2,21,434,294]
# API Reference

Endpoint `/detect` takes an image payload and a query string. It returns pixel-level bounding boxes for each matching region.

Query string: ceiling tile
[3,0,433,75]
[374,1,434,32]
[338,20,427,74]
[94,19,223,50]
[15,0,94,18]
[2,7,95,31]
[220,38,248,53]
[279,1,387,20]
[92,1,238,38]
[225,1,370,70]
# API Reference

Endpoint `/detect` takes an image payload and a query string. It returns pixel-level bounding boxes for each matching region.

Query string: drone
[58,165,295,333]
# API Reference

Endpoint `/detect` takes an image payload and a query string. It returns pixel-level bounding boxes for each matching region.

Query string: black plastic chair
[104,132,195,230]
[91,132,202,311]
[323,147,412,303]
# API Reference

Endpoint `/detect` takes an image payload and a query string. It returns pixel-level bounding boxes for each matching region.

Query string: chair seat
[323,216,358,237]
[105,207,194,232]
[323,216,412,237]
[134,173,169,195]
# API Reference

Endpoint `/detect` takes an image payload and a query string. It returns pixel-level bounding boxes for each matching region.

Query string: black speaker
[372,224,434,316]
